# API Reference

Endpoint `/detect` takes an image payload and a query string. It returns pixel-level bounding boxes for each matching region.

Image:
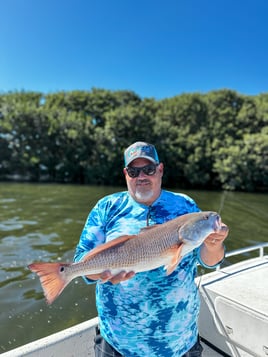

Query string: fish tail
[28,262,71,305]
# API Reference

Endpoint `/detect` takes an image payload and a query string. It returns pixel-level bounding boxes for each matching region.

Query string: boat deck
[198,251,268,356]
[0,317,227,357]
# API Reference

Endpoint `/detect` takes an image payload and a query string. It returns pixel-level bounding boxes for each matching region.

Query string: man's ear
[158,163,164,176]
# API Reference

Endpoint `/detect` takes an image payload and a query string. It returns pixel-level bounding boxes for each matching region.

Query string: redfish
[28,211,225,304]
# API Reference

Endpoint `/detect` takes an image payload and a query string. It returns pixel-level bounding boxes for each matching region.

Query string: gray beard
[134,187,154,203]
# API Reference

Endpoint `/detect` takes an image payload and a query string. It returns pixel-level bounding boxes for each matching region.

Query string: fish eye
[60,266,65,272]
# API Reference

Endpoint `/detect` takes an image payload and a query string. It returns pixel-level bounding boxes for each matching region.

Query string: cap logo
[128,146,151,158]
[124,142,159,166]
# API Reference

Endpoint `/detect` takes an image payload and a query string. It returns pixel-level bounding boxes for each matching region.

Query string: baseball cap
[124,142,159,167]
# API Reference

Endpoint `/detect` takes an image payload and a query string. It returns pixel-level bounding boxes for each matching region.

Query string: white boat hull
[1,317,98,357]
[198,245,268,357]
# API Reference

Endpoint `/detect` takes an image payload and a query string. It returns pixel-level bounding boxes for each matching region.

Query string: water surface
[0,183,267,352]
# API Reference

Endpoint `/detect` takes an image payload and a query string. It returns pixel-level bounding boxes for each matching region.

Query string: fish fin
[164,244,184,275]
[28,262,71,305]
[83,234,136,261]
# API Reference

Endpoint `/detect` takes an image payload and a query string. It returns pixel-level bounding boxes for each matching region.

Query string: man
[74,141,228,357]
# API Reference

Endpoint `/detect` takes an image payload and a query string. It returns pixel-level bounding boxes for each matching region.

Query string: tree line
[0,88,267,192]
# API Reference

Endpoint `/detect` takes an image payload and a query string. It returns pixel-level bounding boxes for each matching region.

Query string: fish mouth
[213,214,222,232]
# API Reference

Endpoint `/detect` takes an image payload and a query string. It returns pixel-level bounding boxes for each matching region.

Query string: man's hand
[86,270,135,284]
[200,223,229,267]
[204,223,229,246]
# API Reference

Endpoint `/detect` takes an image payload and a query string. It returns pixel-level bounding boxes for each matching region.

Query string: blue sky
[1,0,268,99]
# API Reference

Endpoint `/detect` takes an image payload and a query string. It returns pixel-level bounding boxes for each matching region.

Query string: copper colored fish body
[28,211,224,304]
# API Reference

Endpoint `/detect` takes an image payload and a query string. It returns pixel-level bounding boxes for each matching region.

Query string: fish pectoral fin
[83,234,136,261]
[164,243,184,275]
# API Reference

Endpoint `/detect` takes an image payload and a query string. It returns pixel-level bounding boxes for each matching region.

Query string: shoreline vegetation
[0,88,267,192]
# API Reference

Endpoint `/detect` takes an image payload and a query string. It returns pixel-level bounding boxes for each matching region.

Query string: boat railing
[225,242,268,259]
[216,242,268,270]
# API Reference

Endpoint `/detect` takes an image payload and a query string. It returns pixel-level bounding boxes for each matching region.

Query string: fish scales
[28,211,225,304]
[76,226,179,274]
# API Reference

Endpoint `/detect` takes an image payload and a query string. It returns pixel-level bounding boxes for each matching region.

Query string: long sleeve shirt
[74,189,201,357]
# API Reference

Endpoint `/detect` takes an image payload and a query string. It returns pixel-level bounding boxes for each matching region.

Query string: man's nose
[138,169,146,178]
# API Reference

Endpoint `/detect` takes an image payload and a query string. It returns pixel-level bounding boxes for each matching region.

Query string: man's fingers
[99,270,113,283]
[99,270,135,284]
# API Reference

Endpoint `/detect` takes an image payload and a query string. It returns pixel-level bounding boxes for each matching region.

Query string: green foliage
[214,130,268,191]
[0,88,267,191]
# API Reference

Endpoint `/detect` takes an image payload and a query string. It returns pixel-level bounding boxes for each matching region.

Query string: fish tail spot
[28,262,71,305]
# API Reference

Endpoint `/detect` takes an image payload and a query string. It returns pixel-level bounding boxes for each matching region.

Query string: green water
[0,183,267,353]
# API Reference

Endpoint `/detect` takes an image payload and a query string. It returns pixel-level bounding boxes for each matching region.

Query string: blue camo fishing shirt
[74,189,203,357]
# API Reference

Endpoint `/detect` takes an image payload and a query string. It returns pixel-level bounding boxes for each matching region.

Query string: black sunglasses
[126,164,158,178]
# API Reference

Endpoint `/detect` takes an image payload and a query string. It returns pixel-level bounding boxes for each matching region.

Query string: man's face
[123,158,164,206]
